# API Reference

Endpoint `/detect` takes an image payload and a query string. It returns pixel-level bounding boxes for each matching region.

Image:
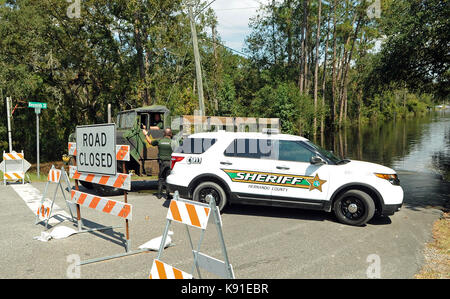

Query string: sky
[209,0,383,55]
[210,0,270,53]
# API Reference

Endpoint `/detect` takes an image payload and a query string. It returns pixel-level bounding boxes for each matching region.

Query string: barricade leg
[60,168,76,222]
[210,198,234,279]
[124,181,130,252]
[2,151,4,185]
[59,181,75,222]
[78,236,151,266]
[186,225,205,278]
[44,179,62,229]
[35,180,50,225]
[156,220,172,260]
[21,151,25,185]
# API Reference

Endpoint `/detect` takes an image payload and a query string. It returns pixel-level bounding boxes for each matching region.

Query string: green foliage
[250,82,316,137]
[0,0,446,164]
[0,0,220,162]
[375,0,449,98]
[364,89,434,121]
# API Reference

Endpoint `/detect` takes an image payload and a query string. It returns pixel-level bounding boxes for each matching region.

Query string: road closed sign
[76,124,116,175]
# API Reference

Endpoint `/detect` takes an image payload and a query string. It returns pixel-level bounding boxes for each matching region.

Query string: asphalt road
[0,171,448,279]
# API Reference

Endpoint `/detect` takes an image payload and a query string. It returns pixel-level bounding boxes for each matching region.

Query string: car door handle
[220,161,233,165]
[276,166,290,170]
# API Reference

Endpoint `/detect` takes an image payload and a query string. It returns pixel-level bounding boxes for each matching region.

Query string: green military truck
[116,105,172,177]
[69,104,279,194]
[69,105,173,193]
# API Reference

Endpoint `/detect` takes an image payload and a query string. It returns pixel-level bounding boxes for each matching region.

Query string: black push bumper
[167,183,190,199]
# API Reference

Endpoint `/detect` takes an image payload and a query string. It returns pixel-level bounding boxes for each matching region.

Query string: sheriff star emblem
[307,174,327,192]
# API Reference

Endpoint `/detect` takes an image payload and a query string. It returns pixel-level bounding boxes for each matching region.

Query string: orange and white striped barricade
[68,140,131,231]
[149,259,193,279]
[149,191,235,279]
[67,165,131,236]
[70,190,132,220]
[1,150,30,185]
[68,166,131,190]
[69,187,151,265]
[67,139,151,265]
[35,165,76,229]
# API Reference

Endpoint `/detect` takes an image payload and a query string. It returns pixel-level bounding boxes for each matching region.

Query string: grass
[415,212,450,279]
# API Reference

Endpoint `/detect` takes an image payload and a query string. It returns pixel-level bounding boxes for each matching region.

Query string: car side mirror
[310,155,325,165]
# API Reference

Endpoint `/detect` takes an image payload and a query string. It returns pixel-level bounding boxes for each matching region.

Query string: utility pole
[188,1,205,116]
[108,103,112,123]
[6,97,13,153]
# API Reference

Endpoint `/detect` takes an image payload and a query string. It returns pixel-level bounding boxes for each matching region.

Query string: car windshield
[303,140,342,164]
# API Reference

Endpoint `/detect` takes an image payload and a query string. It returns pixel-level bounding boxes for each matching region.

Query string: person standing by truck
[142,127,174,199]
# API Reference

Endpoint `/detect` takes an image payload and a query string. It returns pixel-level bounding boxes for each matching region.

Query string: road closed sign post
[76,124,116,176]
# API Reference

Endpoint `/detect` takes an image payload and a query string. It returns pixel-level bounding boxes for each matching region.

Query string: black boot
[156,181,163,199]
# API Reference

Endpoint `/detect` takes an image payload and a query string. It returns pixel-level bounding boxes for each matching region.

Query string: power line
[195,0,219,17]
[214,7,259,11]
[200,36,250,58]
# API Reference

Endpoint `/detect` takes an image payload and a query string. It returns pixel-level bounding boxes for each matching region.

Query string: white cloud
[210,0,270,52]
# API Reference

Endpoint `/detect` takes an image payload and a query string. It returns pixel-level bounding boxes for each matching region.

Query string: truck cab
[116,105,171,176]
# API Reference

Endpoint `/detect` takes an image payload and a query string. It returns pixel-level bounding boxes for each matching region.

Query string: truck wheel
[192,182,227,212]
[333,190,375,226]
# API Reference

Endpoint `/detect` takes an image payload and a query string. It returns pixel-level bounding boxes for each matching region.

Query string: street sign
[28,102,47,109]
[28,102,47,177]
[76,124,116,176]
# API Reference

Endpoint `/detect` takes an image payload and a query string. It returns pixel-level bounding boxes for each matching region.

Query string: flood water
[324,110,450,178]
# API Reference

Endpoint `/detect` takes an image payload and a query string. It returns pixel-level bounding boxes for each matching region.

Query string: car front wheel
[192,181,228,212]
[333,190,375,226]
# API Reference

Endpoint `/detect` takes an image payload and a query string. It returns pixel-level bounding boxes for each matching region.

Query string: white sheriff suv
[166,130,403,226]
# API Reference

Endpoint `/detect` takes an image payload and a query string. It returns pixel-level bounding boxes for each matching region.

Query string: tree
[313,0,322,141]
[374,0,449,99]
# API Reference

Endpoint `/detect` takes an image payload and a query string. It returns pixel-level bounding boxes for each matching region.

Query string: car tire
[333,190,375,226]
[192,181,228,212]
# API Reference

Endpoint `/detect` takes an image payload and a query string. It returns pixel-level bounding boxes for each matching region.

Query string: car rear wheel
[333,190,375,226]
[192,181,227,212]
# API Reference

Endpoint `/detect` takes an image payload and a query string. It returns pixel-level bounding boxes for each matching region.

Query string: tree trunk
[321,17,331,147]
[303,0,309,95]
[331,0,338,127]
[133,11,149,106]
[299,0,308,93]
[313,0,322,141]
[338,15,362,127]
[212,22,219,112]
[271,0,277,65]
[286,0,293,66]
